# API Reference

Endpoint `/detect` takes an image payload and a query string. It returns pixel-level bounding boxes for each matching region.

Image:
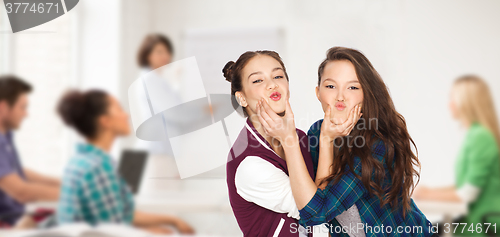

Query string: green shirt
[455,122,500,236]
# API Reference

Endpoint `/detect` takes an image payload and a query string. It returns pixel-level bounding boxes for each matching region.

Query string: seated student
[0,75,60,227]
[56,89,194,235]
[414,75,500,236]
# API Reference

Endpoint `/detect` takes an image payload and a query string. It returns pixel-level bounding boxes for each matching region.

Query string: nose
[267,79,278,90]
[336,89,345,102]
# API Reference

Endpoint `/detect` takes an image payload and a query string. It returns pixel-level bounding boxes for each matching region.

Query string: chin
[270,104,286,116]
[332,115,348,124]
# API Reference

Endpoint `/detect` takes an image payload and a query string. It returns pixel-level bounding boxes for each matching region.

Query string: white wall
[78,0,121,96]
[1,5,75,176]
[143,0,500,186]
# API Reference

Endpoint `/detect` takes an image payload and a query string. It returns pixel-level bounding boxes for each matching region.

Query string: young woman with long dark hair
[258,47,435,236]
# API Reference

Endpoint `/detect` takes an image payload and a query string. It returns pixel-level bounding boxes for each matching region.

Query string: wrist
[319,134,334,144]
[281,132,299,148]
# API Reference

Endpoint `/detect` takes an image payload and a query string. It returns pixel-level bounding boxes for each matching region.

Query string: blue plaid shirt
[300,119,433,236]
[57,143,134,225]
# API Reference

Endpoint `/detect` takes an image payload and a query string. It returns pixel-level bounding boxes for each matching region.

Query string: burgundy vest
[226,118,315,237]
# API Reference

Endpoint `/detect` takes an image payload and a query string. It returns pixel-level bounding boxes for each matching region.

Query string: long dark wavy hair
[318,47,420,216]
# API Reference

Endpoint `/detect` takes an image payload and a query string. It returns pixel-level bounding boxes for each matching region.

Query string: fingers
[256,101,271,132]
[349,105,361,130]
[324,104,338,124]
[257,113,271,135]
[261,99,280,121]
[343,121,356,135]
[353,103,362,125]
[285,98,294,118]
[342,104,362,134]
[323,103,364,139]
[324,104,331,122]
[346,104,357,125]
[259,101,274,123]
[333,104,356,129]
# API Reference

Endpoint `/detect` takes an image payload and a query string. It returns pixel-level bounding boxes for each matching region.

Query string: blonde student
[415,75,500,236]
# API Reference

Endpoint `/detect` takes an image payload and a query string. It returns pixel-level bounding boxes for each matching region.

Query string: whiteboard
[183,27,285,95]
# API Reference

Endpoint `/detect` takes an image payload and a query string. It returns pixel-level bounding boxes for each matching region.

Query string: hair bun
[57,90,85,127]
[223,61,235,82]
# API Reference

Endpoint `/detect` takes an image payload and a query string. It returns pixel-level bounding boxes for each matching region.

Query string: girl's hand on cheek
[320,103,362,143]
[256,98,297,143]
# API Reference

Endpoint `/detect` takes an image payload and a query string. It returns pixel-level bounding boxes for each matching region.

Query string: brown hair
[222,50,289,116]
[0,75,32,106]
[317,47,420,216]
[57,89,109,139]
[137,33,174,67]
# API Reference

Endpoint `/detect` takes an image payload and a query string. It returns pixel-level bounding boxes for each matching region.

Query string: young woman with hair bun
[224,50,315,237]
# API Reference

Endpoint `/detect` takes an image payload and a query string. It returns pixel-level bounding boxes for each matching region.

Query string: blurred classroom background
[1,0,500,236]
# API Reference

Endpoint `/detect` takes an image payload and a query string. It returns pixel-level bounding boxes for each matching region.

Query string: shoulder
[370,138,387,156]
[307,119,323,137]
[64,153,105,180]
[464,123,500,156]
[467,123,498,146]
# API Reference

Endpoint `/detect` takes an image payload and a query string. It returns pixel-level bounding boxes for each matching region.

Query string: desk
[413,199,467,237]
[26,191,233,214]
[24,191,241,236]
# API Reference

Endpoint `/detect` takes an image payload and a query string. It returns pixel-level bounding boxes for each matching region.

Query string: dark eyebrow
[323,78,359,84]
[247,67,284,79]
[248,71,262,79]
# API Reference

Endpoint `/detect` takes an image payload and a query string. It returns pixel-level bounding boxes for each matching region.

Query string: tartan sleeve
[307,119,323,175]
[298,161,367,227]
[80,163,129,224]
[57,173,84,223]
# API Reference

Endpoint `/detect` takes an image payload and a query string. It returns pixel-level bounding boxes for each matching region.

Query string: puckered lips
[270,91,281,101]
[335,102,346,111]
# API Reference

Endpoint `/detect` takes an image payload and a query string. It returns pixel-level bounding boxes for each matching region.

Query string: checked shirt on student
[57,143,134,225]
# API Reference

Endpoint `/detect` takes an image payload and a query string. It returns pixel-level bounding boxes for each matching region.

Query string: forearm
[419,188,461,202]
[439,186,457,192]
[133,211,179,227]
[282,134,318,209]
[17,183,59,203]
[315,137,334,189]
[24,169,61,187]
